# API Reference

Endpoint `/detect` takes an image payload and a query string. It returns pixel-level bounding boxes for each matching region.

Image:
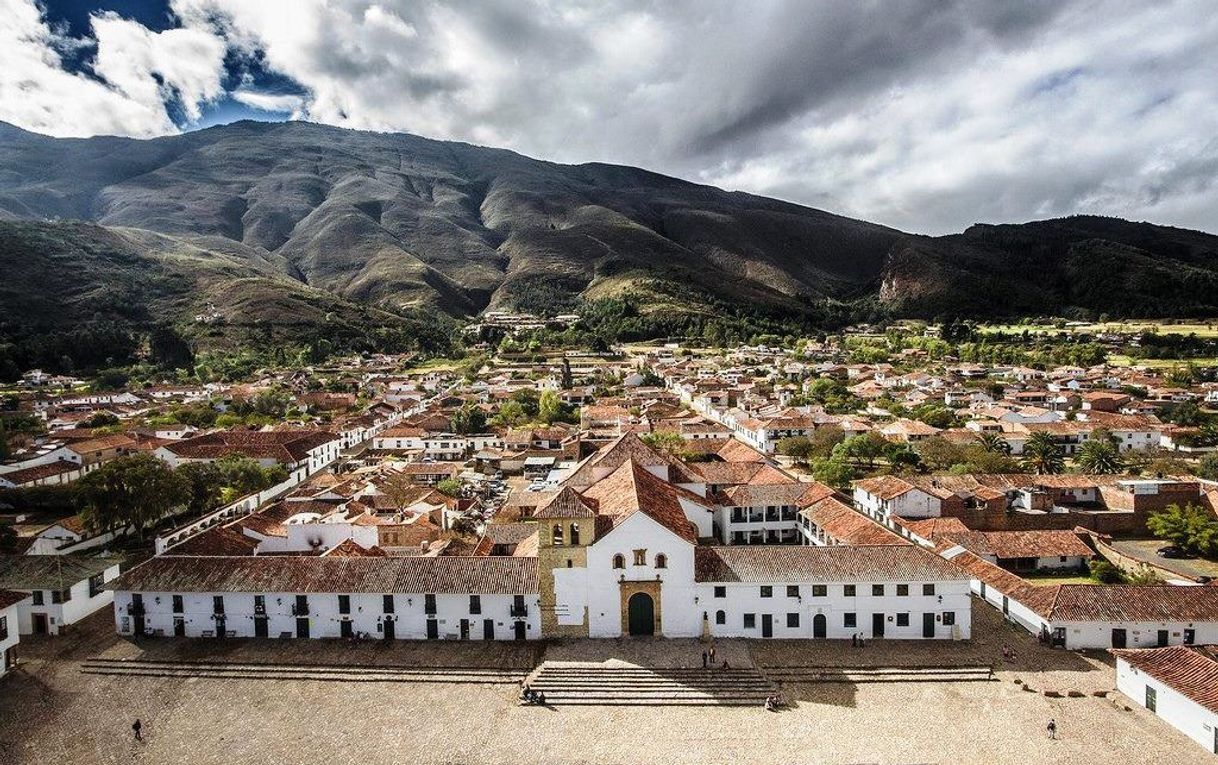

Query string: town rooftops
[799,496,909,546]
[1110,645,1218,714]
[0,555,120,590]
[1048,584,1218,623]
[532,487,598,519]
[581,459,701,543]
[693,545,964,583]
[161,429,338,464]
[109,555,539,595]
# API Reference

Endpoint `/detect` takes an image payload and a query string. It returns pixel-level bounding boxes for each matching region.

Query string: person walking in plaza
[709,645,716,665]
[132,719,142,742]
[1047,719,1057,740]
[702,650,708,668]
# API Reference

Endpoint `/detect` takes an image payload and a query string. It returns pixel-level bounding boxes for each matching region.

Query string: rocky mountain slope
[1,119,1216,332]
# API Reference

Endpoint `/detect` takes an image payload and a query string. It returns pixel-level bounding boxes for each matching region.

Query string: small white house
[1,590,30,677]
[0,555,122,635]
[1113,645,1218,755]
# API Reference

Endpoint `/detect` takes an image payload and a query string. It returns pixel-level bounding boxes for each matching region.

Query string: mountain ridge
[1,119,1217,338]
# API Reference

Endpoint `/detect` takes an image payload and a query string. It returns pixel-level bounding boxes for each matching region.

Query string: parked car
[1157,545,1195,559]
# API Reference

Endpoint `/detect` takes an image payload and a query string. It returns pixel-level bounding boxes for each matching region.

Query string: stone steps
[80,658,525,684]
[525,663,776,706]
[762,665,994,684]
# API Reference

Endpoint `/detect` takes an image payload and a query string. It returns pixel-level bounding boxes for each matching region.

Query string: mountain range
[1,119,1217,348]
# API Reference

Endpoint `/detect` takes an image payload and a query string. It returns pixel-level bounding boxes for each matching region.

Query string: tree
[510,389,540,418]
[560,358,573,389]
[1076,433,1125,474]
[811,457,858,488]
[1146,503,1218,557]
[538,390,576,424]
[435,478,463,497]
[974,431,1011,455]
[176,461,224,516]
[775,436,814,461]
[641,431,687,458]
[75,453,187,539]
[1022,431,1064,474]
[1088,560,1124,583]
[450,403,488,435]
[834,432,889,470]
[493,400,528,427]
[807,425,845,461]
[1197,452,1218,480]
[380,471,422,514]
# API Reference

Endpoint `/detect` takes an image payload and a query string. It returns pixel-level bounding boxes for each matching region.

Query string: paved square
[0,604,1206,765]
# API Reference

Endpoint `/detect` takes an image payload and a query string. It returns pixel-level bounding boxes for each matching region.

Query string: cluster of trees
[791,378,862,414]
[75,453,288,538]
[492,389,578,428]
[1146,503,1218,558]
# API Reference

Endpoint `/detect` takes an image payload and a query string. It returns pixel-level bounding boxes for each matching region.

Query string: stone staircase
[524,662,776,706]
[80,657,526,685]
[761,664,995,685]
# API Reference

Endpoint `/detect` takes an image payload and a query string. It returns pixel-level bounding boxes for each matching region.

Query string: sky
[3,0,1217,236]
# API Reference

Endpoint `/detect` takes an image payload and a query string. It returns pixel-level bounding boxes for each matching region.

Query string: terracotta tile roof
[563,432,679,487]
[322,539,388,557]
[532,487,598,519]
[167,527,259,556]
[1048,585,1218,622]
[694,545,965,583]
[109,555,538,595]
[581,459,699,543]
[800,497,909,546]
[0,589,31,610]
[940,530,1094,560]
[163,429,338,464]
[943,549,1059,617]
[483,523,539,545]
[892,516,970,540]
[0,554,119,590]
[854,475,916,500]
[0,461,79,485]
[722,482,808,507]
[1110,646,1218,714]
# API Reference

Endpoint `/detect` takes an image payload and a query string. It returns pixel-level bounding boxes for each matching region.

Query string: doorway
[1156,629,1169,647]
[340,620,353,639]
[426,619,439,640]
[513,620,527,640]
[32,613,48,635]
[383,619,395,640]
[459,619,470,640]
[922,612,936,638]
[813,613,827,638]
[483,619,495,640]
[175,617,187,637]
[295,617,310,639]
[1111,628,1127,648]
[627,592,655,636]
[253,616,267,638]
[872,613,885,638]
[761,614,773,638]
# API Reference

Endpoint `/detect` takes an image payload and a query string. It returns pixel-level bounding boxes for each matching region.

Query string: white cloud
[0,0,227,137]
[231,89,305,114]
[4,0,1217,234]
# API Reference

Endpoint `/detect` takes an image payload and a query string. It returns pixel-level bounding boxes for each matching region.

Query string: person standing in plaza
[702,650,708,668]
[1047,719,1057,740]
[132,719,142,742]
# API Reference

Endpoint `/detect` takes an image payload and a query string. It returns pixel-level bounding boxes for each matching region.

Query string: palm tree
[1076,438,1125,474]
[1022,431,1064,474]
[974,431,1011,455]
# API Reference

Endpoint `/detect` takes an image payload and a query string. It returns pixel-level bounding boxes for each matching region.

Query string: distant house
[1112,645,1218,755]
[155,429,341,474]
[0,555,121,635]
[0,590,31,677]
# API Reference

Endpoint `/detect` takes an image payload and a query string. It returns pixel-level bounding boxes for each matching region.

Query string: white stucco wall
[1116,657,1218,754]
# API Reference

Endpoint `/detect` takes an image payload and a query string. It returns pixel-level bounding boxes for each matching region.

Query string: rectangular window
[294,595,308,615]
[51,590,63,604]
[173,595,184,613]
[786,585,799,598]
[844,612,857,628]
[383,595,395,614]
[897,584,909,596]
[922,583,936,596]
[469,595,482,614]
[1145,685,1157,713]
[942,611,956,626]
[0,615,6,640]
[843,585,856,597]
[896,613,909,627]
[786,612,800,628]
[811,584,827,597]
[89,574,103,598]
[32,591,44,606]
[760,586,772,598]
[872,584,884,597]
[743,613,756,629]
[213,595,225,615]
[713,586,726,598]
[338,595,351,615]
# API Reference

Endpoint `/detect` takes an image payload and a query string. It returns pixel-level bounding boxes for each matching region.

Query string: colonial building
[0,555,121,635]
[1112,645,1218,755]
